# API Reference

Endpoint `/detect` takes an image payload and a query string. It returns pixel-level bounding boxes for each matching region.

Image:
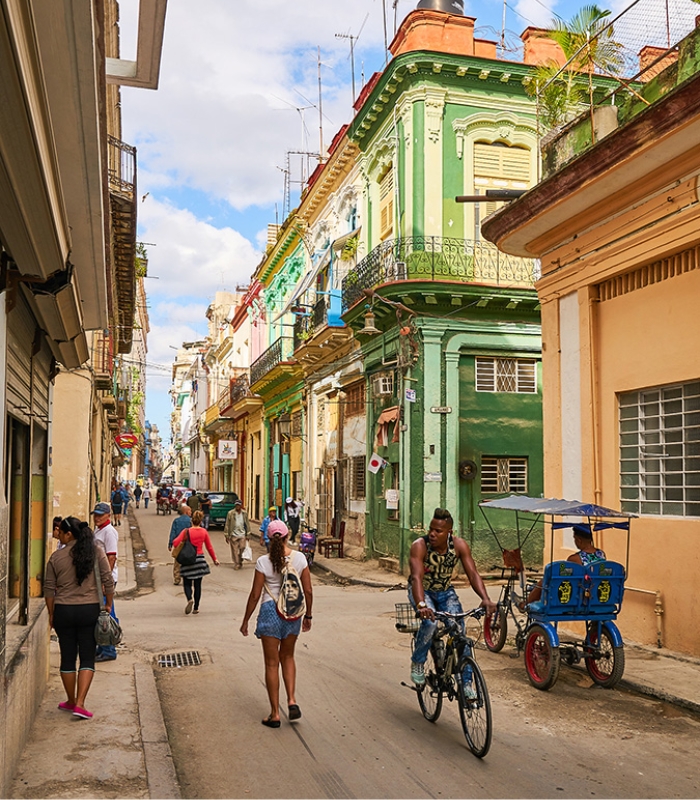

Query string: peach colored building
[482,31,700,655]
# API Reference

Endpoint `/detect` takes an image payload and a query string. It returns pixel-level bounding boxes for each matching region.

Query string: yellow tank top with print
[422,534,458,592]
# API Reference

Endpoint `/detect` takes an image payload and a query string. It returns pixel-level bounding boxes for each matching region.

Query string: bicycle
[396,604,493,758]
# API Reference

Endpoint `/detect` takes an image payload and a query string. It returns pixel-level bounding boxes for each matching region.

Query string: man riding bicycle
[409,508,497,693]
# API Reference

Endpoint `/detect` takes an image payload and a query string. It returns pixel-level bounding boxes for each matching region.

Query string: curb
[618,677,700,715]
[312,561,402,590]
[134,662,181,799]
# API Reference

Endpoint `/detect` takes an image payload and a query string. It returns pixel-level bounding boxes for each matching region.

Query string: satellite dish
[459,459,477,481]
[417,0,465,15]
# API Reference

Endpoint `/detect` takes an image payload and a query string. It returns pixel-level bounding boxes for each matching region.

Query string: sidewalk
[10,528,700,799]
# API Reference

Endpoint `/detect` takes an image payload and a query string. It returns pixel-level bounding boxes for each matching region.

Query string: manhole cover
[157,651,202,668]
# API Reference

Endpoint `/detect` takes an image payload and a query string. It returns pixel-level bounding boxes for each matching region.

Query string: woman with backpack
[240,519,313,728]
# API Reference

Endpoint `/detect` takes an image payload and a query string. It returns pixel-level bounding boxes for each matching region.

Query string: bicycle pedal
[400,681,420,692]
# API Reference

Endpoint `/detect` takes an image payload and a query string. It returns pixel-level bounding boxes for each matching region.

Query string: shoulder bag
[176,529,198,566]
[93,557,123,647]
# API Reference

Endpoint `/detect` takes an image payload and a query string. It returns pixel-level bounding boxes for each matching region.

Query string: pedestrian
[240,519,313,727]
[134,484,143,508]
[259,506,278,551]
[284,497,303,544]
[171,509,219,615]
[187,489,200,513]
[200,493,212,529]
[90,501,120,662]
[110,484,124,526]
[223,499,250,569]
[44,516,114,719]
[122,484,132,516]
[52,516,63,548]
[168,504,192,585]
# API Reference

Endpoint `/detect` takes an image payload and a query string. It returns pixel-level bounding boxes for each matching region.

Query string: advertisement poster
[218,440,238,460]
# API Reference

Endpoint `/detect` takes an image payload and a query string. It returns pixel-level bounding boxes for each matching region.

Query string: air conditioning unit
[373,375,394,397]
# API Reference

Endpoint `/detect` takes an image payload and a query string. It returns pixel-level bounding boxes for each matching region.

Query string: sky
[117,0,697,446]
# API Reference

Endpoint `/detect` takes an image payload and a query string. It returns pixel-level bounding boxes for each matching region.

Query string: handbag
[171,539,185,559]
[175,529,198,566]
[93,558,123,646]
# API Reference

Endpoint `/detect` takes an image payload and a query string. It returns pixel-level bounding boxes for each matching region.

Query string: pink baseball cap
[267,519,289,538]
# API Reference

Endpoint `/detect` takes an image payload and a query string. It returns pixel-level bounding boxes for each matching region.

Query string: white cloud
[138,198,261,300]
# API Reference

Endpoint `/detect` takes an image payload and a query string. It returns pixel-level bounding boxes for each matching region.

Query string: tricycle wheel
[524,624,560,690]
[483,606,507,652]
[584,624,625,688]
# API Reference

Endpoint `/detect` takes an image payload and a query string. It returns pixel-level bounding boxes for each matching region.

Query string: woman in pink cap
[240,518,313,727]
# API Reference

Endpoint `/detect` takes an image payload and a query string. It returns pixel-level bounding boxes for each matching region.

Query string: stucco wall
[595,269,700,652]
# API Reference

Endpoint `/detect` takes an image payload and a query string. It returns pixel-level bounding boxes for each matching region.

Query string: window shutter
[379,169,394,241]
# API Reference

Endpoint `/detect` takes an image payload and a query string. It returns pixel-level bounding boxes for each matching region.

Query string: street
[123,507,699,799]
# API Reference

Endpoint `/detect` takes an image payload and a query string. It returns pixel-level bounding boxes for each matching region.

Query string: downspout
[588,289,602,505]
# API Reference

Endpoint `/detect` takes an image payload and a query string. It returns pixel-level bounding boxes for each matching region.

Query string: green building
[341,7,553,570]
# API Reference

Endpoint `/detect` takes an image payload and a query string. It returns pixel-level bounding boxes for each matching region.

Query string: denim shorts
[255,601,302,640]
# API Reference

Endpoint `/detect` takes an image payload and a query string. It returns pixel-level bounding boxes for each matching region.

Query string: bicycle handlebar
[433,608,486,622]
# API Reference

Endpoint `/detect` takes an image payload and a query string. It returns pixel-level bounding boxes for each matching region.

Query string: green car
[207,492,240,528]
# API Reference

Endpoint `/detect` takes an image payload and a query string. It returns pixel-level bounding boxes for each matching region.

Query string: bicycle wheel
[457,656,492,758]
[483,606,507,652]
[584,624,625,688]
[524,624,560,690]
[417,645,443,723]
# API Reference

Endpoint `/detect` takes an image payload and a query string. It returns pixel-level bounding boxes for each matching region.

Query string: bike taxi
[479,496,633,691]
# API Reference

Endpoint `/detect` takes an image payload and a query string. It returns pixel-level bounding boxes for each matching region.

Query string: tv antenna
[336,13,369,104]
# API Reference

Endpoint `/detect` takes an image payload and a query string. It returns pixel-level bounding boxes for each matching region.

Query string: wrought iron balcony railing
[250,337,295,385]
[293,298,330,350]
[107,135,136,199]
[229,374,252,406]
[341,236,539,311]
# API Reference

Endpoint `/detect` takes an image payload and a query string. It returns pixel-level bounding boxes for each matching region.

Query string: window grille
[476,357,536,393]
[619,380,700,517]
[317,399,325,435]
[481,457,528,493]
[352,456,366,499]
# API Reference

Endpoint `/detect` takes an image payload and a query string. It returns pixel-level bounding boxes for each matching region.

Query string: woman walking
[171,509,219,614]
[240,519,313,727]
[44,516,114,720]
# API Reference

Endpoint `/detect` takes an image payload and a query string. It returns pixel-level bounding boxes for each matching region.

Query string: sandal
[261,716,280,728]
[288,704,302,721]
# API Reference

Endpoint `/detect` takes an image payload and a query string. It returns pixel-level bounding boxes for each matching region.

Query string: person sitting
[525,523,606,605]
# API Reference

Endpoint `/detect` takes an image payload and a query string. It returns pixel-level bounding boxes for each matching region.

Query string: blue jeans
[409,585,466,665]
[96,594,118,659]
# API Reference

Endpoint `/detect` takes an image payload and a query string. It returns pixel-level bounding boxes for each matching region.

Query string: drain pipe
[624,586,664,648]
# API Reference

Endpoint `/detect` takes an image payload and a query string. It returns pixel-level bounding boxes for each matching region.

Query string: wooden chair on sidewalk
[320,521,345,558]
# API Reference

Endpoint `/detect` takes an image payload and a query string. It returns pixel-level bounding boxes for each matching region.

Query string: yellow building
[483,27,700,655]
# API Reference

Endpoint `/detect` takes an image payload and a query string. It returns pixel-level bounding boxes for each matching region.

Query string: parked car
[207,492,241,528]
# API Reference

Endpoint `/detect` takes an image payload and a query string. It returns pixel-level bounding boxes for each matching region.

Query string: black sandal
[261,716,281,728]
[288,704,302,721]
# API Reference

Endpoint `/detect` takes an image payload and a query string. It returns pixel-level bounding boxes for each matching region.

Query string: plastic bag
[242,543,253,562]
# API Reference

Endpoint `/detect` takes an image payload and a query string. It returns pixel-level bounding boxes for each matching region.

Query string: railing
[108,135,136,198]
[229,374,251,405]
[313,296,328,328]
[91,330,114,381]
[292,298,331,350]
[342,236,539,310]
[250,337,294,385]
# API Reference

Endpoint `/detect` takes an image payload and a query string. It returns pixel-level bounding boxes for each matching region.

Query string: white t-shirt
[94,522,119,584]
[256,550,307,605]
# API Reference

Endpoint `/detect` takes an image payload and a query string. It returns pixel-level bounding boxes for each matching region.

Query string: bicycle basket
[395,603,420,634]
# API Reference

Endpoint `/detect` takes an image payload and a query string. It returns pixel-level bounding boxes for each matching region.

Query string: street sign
[424,472,443,482]
[405,389,416,403]
[430,406,452,414]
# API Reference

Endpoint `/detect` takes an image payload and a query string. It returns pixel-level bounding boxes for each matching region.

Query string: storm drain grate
[157,650,202,668]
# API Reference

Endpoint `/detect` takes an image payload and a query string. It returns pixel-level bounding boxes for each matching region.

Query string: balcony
[229,374,251,406]
[250,337,296,386]
[91,331,114,391]
[341,236,539,311]
[108,135,137,354]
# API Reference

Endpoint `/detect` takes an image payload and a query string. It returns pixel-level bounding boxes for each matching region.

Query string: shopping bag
[242,543,253,562]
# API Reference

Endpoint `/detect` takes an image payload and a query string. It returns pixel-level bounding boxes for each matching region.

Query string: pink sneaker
[58,701,75,711]
[72,706,93,719]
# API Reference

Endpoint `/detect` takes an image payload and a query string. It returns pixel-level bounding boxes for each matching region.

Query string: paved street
[135,509,700,798]
[11,506,700,799]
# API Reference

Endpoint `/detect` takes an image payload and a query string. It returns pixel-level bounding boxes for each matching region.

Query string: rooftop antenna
[335,13,369,105]
[317,46,324,158]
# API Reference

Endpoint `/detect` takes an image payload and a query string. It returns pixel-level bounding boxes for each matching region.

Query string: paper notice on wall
[385,489,399,510]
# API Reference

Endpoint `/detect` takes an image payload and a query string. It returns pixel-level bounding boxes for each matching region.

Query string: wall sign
[424,472,443,482]
[430,406,452,414]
